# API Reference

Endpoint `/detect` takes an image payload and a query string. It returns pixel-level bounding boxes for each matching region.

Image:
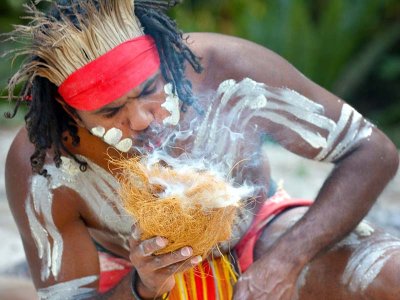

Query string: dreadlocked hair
[4,0,203,176]
[135,0,203,111]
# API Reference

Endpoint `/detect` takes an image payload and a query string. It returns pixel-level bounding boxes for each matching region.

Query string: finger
[148,247,197,270]
[159,255,203,275]
[129,225,141,249]
[130,223,142,240]
[138,236,169,256]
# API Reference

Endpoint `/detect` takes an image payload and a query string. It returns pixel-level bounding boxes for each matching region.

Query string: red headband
[58,35,160,111]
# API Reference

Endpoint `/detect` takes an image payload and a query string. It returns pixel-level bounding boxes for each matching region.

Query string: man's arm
[191,33,399,299]
[5,129,136,299]
[6,128,201,299]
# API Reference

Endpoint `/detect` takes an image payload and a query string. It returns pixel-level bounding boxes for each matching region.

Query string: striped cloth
[168,255,238,300]
[98,252,238,299]
[98,189,313,298]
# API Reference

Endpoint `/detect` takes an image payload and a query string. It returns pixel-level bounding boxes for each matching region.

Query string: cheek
[78,113,133,153]
[90,125,133,152]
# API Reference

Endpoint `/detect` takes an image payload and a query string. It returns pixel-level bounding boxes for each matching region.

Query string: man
[4,0,400,299]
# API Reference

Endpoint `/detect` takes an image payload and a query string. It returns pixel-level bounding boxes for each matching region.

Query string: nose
[127,101,154,132]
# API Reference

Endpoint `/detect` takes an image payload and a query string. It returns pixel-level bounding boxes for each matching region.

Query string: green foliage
[1,0,399,145]
[171,0,400,146]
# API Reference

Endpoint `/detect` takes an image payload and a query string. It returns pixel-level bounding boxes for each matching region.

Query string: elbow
[366,129,399,181]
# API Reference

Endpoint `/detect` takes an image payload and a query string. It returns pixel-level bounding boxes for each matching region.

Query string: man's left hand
[233,252,304,300]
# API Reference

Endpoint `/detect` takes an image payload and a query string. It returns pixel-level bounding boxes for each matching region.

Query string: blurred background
[2,0,400,144]
[0,0,399,297]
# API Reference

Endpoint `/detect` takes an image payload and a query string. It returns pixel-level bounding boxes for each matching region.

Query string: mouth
[132,125,175,153]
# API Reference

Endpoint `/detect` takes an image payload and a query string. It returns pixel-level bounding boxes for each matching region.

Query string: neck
[62,127,133,175]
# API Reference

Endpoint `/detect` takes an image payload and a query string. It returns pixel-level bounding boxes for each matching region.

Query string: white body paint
[355,221,375,237]
[37,275,98,300]
[26,156,133,281]
[341,232,400,293]
[162,83,180,126]
[295,265,310,300]
[193,78,373,164]
[28,78,375,287]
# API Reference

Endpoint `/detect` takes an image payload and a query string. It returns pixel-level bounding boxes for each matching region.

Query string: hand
[129,224,203,298]
[233,252,304,300]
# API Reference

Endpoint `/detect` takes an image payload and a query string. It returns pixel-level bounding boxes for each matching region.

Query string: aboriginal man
[4,0,400,299]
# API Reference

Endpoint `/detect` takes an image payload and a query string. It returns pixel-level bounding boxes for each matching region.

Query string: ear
[56,96,85,127]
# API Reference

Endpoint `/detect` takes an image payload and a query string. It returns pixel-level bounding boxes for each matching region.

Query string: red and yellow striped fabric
[168,255,238,300]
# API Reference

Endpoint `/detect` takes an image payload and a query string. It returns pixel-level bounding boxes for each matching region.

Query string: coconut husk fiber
[114,157,240,257]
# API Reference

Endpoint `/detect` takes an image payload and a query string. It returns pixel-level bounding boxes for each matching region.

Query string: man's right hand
[129,225,203,298]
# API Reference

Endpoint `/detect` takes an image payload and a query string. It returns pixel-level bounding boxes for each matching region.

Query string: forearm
[270,131,399,267]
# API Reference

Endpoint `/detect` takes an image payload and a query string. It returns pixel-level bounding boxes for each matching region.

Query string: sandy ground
[0,126,399,280]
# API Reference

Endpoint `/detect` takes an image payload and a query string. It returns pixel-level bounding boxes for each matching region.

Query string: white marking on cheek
[90,126,106,138]
[164,82,173,95]
[37,275,98,299]
[341,234,400,293]
[103,128,123,146]
[162,97,180,126]
[115,138,133,153]
[355,221,375,237]
[162,83,180,126]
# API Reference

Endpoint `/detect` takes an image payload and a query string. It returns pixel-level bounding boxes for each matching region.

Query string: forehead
[84,72,161,113]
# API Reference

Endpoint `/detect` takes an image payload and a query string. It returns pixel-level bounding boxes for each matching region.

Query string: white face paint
[26,156,133,281]
[90,126,133,153]
[103,127,123,145]
[37,275,98,300]
[162,83,180,126]
[90,126,105,138]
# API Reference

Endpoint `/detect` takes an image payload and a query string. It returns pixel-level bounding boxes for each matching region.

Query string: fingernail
[131,225,141,240]
[156,237,167,247]
[180,247,192,257]
[191,256,202,265]
[131,231,140,240]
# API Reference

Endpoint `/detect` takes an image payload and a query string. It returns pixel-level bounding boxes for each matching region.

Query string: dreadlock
[5,0,203,176]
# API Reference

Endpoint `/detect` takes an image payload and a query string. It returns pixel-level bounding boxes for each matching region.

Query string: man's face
[75,72,179,152]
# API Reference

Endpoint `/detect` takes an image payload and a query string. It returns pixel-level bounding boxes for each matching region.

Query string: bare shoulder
[5,127,34,207]
[184,32,306,89]
[5,128,81,238]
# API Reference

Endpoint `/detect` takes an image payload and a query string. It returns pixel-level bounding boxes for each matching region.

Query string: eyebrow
[93,73,159,115]
[137,75,158,97]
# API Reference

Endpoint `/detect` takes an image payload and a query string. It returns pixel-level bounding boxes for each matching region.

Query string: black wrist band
[131,269,145,300]
[130,269,169,300]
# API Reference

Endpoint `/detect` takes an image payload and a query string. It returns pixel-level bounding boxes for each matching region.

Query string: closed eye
[139,85,157,97]
[103,105,124,118]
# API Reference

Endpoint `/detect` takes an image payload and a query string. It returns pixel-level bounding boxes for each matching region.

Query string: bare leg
[254,207,400,300]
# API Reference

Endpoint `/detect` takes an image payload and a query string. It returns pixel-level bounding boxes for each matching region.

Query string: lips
[132,126,174,152]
